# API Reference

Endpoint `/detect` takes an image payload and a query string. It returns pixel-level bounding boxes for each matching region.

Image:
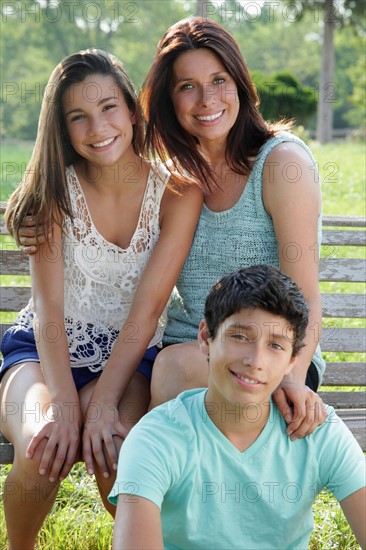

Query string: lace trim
[16,163,168,370]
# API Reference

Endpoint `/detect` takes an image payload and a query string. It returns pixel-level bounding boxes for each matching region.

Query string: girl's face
[63,74,136,167]
[170,48,240,151]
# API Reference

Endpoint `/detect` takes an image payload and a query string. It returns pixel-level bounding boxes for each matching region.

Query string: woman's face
[170,48,240,150]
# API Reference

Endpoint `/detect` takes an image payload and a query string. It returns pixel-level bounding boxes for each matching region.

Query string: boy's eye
[231,333,249,342]
[270,342,284,351]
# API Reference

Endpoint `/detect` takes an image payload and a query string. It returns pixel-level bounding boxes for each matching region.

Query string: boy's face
[200,308,297,408]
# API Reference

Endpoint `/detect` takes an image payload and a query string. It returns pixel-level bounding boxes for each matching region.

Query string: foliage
[285,0,366,140]
[288,0,365,30]
[1,0,364,139]
[253,71,317,125]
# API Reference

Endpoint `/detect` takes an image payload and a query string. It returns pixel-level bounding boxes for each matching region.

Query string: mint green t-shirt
[163,132,326,382]
[109,389,365,550]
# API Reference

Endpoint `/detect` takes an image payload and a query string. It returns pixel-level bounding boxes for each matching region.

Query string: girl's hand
[273,374,327,440]
[83,402,129,478]
[26,401,82,482]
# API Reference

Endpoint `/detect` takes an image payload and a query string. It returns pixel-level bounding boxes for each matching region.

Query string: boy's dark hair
[204,265,309,356]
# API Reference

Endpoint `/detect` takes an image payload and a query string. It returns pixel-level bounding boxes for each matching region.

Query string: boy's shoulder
[131,388,207,437]
[148,388,206,423]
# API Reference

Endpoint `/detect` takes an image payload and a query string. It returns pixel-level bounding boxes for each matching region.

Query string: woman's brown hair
[5,49,144,242]
[140,17,290,192]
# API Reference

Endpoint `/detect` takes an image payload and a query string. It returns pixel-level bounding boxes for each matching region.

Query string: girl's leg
[79,371,150,516]
[0,363,61,550]
[149,341,209,408]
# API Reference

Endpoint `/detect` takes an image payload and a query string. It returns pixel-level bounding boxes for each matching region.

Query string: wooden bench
[1,204,365,462]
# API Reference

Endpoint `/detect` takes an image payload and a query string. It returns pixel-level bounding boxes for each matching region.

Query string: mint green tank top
[164,132,326,381]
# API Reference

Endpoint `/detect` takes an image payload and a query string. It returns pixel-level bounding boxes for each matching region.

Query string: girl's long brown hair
[6,49,144,242]
[140,17,290,192]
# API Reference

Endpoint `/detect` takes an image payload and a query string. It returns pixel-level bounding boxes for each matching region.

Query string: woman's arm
[27,220,81,481]
[82,184,203,476]
[263,141,327,438]
[17,215,50,253]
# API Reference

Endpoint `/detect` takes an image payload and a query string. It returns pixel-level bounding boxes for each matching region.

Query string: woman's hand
[82,402,129,478]
[17,216,50,254]
[273,372,327,440]
[26,401,82,482]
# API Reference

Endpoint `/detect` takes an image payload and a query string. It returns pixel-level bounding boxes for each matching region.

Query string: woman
[140,17,326,438]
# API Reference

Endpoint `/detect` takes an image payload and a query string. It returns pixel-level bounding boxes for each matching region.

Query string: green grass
[0,463,361,550]
[311,141,365,218]
[0,463,113,550]
[0,139,364,549]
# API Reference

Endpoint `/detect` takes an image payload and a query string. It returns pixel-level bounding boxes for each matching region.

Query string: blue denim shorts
[0,325,159,391]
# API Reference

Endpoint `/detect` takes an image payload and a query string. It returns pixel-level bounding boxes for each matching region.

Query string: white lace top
[15,161,169,371]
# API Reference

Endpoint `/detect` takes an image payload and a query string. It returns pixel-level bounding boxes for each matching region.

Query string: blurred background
[1,0,365,145]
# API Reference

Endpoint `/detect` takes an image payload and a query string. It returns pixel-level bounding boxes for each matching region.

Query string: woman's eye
[213,77,225,85]
[103,104,116,111]
[180,83,193,91]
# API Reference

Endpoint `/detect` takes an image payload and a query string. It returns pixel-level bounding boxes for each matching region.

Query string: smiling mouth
[230,370,262,386]
[195,111,223,122]
[90,137,116,148]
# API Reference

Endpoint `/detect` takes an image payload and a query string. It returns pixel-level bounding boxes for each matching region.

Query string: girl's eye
[103,104,116,111]
[70,114,85,123]
[213,77,225,85]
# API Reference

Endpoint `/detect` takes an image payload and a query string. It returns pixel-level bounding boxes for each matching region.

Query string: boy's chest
[162,449,317,549]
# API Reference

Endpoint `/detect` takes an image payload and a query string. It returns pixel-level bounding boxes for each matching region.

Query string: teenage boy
[109,265,365,550]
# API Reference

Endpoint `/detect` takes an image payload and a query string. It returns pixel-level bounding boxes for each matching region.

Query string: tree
[1,0,188,139]
[288,0,365,143]
[252,71,317,125]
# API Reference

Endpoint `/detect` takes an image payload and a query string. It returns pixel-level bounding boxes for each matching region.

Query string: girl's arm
[27,220,82,481]
[263,141,327,438]
[83,184,203,477]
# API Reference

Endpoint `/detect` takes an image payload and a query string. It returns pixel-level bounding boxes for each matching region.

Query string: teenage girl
[0,49,202,549]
